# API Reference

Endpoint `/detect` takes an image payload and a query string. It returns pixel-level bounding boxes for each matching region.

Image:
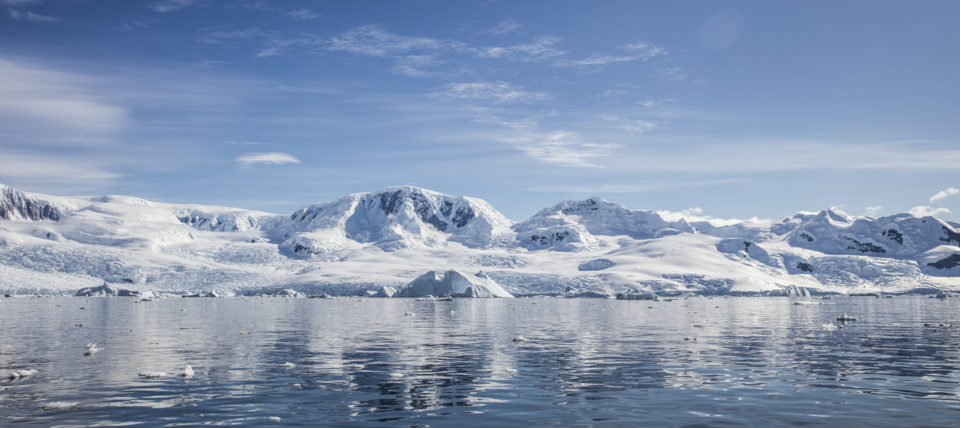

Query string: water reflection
[0,296,958,426]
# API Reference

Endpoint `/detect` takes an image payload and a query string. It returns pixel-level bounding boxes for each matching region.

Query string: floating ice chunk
[836,313,858,322]
[178,365,194,378]
[277,362,295,368]
[2,368,39,381]
[389,372,404,378]
[84,343,102,356]
[138,371,166,378]
[821,322,839,331]
[269,416,282,422]
[43,401,79,411]
[512,335,528,342]
[793,301,820,305]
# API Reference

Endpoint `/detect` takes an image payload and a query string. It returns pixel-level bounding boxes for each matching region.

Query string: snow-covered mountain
[0,184,957,296]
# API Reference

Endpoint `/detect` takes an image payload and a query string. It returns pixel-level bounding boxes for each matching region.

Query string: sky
[1,0,958,222]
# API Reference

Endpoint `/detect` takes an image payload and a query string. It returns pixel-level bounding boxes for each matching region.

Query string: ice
[277,362,295,368]
[398,270,513,298]
[178,365,194,378]
[1,368,38,381]
[138,371,166,378]
[42,402,79,411]
[83,343,102,356]
[836,313,858,321]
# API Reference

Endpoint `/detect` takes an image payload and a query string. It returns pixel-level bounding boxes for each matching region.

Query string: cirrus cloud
[235,152,301,166]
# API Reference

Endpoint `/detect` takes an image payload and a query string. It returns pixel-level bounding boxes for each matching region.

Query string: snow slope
[0,184,957,296]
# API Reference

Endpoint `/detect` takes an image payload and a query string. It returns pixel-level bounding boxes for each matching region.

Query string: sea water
[0,296,958,426]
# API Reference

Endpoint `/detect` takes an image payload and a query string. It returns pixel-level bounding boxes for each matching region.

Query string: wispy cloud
[557,40,666,68]
[481,19,522,35]
[0,150,123,186]
[528,178,750,196]
[235,152,301,166]
[507,131,616,168]
[476,36,565,61]
[658,206,772,227]
[653,66,687,81]
[0,59,126,135]
[864,205,883,217]
[148,0,204,13]
[909,205,952,218]
[287,8,321,20]
[326,24,456,57]
[223,140,267,146]
[9,9,57,22]
[930,187,959,204]
[440,81,549,104]
[391,55,441,77]
[199,28,323,57]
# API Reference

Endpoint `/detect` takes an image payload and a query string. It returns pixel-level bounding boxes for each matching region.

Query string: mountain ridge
[0,183,958,296]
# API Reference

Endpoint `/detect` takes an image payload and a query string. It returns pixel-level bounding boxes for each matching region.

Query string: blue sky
[1,0,958,222]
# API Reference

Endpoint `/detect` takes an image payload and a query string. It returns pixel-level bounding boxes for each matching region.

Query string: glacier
[0,183,958,297]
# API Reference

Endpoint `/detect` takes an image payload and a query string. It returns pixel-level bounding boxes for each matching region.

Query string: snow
[0,183,958,297]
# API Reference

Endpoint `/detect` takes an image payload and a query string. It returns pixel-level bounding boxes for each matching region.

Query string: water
[1,296,958,426]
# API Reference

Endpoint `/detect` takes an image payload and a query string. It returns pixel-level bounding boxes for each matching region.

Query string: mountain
[0,184,957,296]
[277,186,515,257]
[513,197,695,251]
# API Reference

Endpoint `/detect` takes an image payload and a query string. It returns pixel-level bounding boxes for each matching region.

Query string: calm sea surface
[0,296,958,427]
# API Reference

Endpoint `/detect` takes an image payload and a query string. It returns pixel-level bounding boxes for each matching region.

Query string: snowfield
[0,183,958,296]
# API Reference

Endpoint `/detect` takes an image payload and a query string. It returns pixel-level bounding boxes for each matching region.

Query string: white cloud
[557,41,666,68]
[508,131,616,168]
[657,207,772,227]
[929,187,959,204]
[287,9,321,20]
[865,205,883,217]
[0,151,123,185]
[908,205,952,217]
[0,0,39,5]
[326,25,456,57]
[476,36,566,61]
[391,55,441,77]
[654,66,687,81]
[235,152,301,166]
[0,59,126,135]
[147,0,203,13]
[9,9,57,22]
[441,81,549,104]
[482,20,522,35]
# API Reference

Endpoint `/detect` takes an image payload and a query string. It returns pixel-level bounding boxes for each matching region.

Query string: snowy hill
[513,198,694,251]
[0,184,958,296]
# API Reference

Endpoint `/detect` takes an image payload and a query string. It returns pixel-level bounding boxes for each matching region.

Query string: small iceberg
[2,368,38,381]
[821,322,839,331]
[83,343,102,356]
[43,401,79,411]
[277,362,295,368]
[178,365,194,378]
[616,292,659,301]
[512,335,528,343]
[836,313,858,322]
[262,288,305,298]
[138,371,166,378]
[935,290,950,299]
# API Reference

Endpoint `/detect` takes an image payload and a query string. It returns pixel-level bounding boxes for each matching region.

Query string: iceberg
[398,270,513,298]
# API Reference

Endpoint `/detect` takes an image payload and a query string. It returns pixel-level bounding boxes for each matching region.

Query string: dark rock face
[941,226,960,246]
[375,189,476,231]
[798,232,814,242]
[928,254,960,269]
[530,231,569,245]
[843,237,886,254]
[0,186,62,221]
[796,262,814,272]
[560,198,601,215]
[882,228,903,245]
